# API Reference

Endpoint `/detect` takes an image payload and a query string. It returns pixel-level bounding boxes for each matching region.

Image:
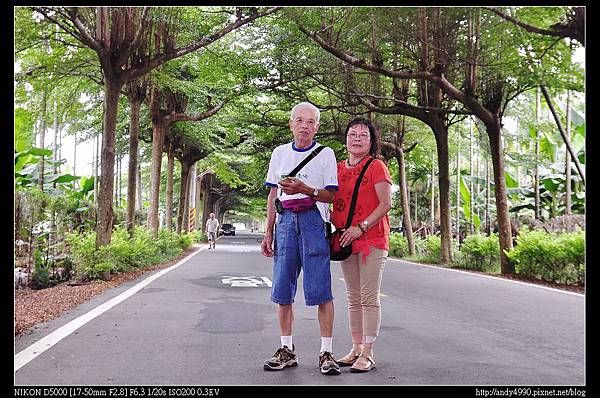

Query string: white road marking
[389,257,585,297]
[14,244,208,372]
[221,276,272,287]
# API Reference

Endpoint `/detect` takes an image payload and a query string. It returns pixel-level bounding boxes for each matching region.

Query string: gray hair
[290,102,320,123]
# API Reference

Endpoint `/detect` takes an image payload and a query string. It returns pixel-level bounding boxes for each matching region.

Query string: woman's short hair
[346,117,380,157]
[291,102,320,123]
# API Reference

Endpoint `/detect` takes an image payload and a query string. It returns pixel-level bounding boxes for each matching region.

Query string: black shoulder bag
[274,145,326,214]
[330,157,375,261]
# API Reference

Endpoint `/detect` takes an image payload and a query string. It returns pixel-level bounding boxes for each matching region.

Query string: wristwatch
[359,220,369,232]
[312,188,319,197]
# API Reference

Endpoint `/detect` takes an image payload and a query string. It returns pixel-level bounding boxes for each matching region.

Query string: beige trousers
[340,247,387,337]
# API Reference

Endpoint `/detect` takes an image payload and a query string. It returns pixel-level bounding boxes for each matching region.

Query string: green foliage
[505,230,585,285]
[388,232,408,258]
[14,107,35,152]
[454,234,500,272]
[188,229,208,243]
[421,235,443,264]
[460,174,481,231]
[32,249,50,288]
[389,232,422,258]
[65,226,197,281]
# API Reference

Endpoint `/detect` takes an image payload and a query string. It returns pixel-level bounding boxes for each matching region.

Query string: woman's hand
[340,226,363,247]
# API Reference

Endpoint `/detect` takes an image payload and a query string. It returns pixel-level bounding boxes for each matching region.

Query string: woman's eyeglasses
[347,132,370,140]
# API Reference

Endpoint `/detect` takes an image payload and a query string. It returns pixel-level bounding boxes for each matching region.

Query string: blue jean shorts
[272,208,333,306]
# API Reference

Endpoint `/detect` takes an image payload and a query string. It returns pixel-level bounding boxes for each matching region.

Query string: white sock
[281,336,293,349]
[320,336,333,353]
[364,336,377,344]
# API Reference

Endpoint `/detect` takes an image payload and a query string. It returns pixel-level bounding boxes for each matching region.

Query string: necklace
[347,155,367,167]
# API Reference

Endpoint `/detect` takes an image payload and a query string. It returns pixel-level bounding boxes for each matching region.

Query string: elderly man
[261,102,340,375]
[205,213,219,250]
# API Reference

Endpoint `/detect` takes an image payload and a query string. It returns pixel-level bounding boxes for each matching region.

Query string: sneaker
[319,351,341,375]
[264,345,298,371]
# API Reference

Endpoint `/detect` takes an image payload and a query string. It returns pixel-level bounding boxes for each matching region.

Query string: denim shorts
[272,208,333,306]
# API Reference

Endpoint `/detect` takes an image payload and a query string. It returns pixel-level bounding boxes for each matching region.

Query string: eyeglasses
[292,117,317,127]
[347,132,370,140]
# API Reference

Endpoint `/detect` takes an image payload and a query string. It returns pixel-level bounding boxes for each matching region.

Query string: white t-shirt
[265,141,338,222]
[206,218,219,233]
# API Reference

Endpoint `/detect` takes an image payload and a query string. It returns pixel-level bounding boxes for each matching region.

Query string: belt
[284,204,318,213]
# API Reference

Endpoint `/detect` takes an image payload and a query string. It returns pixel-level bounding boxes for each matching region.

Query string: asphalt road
[14,233,585,386]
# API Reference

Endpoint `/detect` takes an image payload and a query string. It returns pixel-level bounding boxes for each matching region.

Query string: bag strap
[277,145,326,200]
[288,145,326,177]
[344,157,375,230]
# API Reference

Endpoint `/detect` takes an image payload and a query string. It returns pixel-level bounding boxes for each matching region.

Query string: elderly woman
[331,117,392,373]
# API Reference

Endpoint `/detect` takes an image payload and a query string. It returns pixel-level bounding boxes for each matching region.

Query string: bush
[505,230,585,285]
[66,226,195,282]
[421,235,439,263]
[31,249,50,289]
[190,230,208,243]
[389,233,427,258]
[455,234,500,272]
[389,232,409,258]
[154,228,185,259]
[65,230,103,281]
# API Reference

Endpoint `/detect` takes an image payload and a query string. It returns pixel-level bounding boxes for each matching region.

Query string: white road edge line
[389,257,585,297]
[14,244,208,373]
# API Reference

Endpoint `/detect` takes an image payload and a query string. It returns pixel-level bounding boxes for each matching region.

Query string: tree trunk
[53,99,59,189]
[486,119,514,273]
[469,118,474,234]
[432,124,452,263]
[114,155,120,207]
[413,187,418,231]
[396,152,415,255]
[183,173,191,234]
[189,165,197,231]
[194,168,202,230]
[455,128,461,239]
[475,149,480,226]
[485,158,491,232]
[166,143,175,231]
[73,131,77,179]
[565,89,572,214]
[535,88,541,219]
[430,152,435,235]
[201,175,213,232]
[95,78,121,248]
[177,160,191,234]
[136,164,143,212]
[94,130,100,205]
[126,98,141,236]
[50,100,59,255]
[541,86,586,186]
[37,89,47,191]
[148,121,166,239]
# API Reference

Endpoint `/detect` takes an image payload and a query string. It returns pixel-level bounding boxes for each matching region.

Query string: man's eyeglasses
[293,118,317,127]
[347,132,370,140]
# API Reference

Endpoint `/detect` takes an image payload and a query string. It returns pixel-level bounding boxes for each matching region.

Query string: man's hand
[278,177,309,196]
[261,231,275,257]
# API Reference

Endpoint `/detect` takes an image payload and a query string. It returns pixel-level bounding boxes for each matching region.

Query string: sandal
[350,355,375,373]
[337,351,361,367]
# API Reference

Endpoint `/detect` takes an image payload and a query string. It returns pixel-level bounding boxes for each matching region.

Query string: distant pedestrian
[205,213,219,249]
